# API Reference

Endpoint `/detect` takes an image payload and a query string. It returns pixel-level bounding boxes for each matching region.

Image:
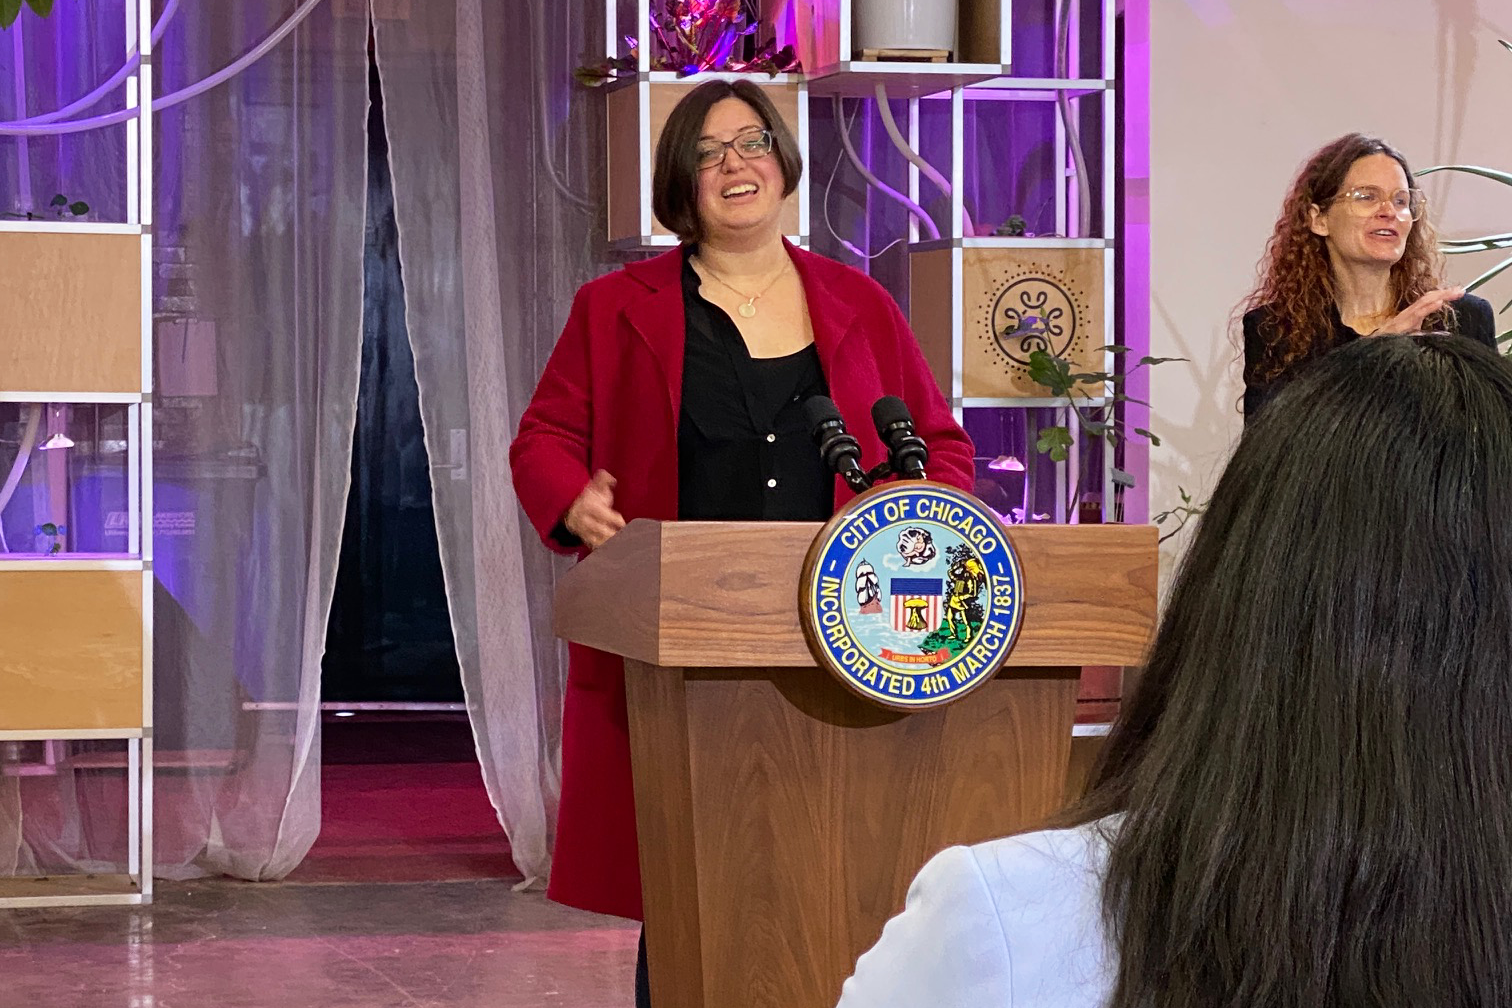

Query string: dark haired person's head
[1245,133,1447,384]
[652,79,802,245]
[1075,334,1512,1006]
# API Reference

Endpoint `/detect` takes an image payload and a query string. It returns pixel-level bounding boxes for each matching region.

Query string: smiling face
[693,97,786,245]
[1309,153,1414,269]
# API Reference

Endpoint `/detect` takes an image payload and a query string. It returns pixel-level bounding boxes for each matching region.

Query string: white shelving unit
[0,0,154,908]
[877,0,1119,522]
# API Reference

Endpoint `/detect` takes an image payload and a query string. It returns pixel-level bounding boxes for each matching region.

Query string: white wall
[1149,0,1512,579]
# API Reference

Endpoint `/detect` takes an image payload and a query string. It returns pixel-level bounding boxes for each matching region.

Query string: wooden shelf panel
[806,61,1004,98]
[0,875,147,908]
[0,569,147,731]
[0,231,144,393]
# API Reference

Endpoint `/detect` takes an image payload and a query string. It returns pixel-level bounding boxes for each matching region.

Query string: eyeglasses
[695,129,774,170]
[1327,185,1427,222]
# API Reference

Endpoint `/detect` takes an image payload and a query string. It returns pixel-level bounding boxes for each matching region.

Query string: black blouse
[1241,293,1498,422]
[678,248,834,521]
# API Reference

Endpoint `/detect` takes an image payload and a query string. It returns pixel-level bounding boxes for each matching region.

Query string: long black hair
[1070,334,1512,1007]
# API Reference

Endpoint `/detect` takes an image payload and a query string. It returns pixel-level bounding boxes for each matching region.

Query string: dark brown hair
[1241,133,1447,386]
[651,79,802,244]
[1063,334,1512,1007]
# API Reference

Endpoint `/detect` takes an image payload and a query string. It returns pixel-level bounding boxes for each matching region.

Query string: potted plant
[1023,346,1204,540]
[575,0,798,86]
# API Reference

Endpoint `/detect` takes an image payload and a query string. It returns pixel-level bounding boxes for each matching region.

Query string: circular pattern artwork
[979,263,1093,382]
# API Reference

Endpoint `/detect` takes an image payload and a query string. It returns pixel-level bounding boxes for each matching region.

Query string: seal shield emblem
[800,482,1026,710]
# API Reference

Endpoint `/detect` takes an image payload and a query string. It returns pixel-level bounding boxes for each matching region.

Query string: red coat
[510,241,975,921]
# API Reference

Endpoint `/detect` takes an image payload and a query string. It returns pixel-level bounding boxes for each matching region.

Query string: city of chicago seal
[800,482,1026,710]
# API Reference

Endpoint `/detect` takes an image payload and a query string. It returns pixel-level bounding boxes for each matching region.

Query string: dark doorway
[321,54,461,704]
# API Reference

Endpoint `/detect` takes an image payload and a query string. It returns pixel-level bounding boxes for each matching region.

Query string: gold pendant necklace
[697,257,791,318]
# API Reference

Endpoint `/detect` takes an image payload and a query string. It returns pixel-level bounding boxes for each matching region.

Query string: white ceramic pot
[853,0,958,54]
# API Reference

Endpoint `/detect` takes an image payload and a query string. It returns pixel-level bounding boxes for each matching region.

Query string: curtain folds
[0,0,367,881]
[3,0,606,887]
[371,0,609,886]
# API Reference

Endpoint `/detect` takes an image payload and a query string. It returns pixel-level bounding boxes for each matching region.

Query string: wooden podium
[555,519,1157,1008]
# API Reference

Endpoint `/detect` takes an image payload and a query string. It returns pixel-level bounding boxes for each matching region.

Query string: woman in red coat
[510,78,973,1005]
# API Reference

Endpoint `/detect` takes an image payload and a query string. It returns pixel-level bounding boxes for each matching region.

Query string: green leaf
[0,0,22,29]
[1134,426,1161,446]
[1026,349,1075,396]
[1113,392,1153,407]
[1500,38,1512,54]
[68,201,88,216]
[1035,425,1073,461]
[572,63,616,87]
[1465,253,1512,293]
[49,193,67,207]
[1080,419,1114,437]
[1138,355,1188,367]
[1097,344,1134,354]
[1418,164,1512,187]
[24,0,52,15]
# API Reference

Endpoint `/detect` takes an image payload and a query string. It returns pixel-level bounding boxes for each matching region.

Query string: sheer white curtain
[372,0,610,884]
[0,0,367,880]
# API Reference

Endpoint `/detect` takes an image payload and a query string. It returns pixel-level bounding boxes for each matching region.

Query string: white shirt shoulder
[835,817,1117,1008]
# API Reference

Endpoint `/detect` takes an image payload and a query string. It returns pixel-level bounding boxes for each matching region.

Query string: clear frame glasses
[695,128,774,170]
[1329,185,1427,222]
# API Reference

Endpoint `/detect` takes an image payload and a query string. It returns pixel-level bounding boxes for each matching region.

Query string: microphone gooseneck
[803,396,872,493]
[871,396,929,480]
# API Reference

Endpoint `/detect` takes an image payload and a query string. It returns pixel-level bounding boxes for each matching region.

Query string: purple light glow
[1120,0,1153,523]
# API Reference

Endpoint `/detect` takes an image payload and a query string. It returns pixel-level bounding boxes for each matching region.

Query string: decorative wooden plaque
[912,246,1108,399]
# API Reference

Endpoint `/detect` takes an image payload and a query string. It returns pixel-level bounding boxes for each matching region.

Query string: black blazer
[1242,293,1498,422]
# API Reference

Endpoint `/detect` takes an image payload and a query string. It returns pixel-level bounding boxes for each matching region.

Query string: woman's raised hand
[563,470,626,550]
[1375,286,1466,335]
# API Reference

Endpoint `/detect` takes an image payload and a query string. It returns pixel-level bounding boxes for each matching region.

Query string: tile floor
[0,878,638,1008]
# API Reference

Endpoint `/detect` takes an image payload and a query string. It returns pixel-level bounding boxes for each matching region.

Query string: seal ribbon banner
[799,481,1026,711]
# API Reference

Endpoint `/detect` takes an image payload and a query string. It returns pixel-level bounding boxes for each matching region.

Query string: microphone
[871,396,929,480]
[803,396,871,493]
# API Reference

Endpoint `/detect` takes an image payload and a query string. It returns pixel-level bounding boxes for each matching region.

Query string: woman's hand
[563,470,625,550]
[1374,286,1466,335]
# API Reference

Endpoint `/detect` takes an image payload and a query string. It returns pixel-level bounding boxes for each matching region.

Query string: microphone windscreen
[803,395,843,435]
[871,395,913,431]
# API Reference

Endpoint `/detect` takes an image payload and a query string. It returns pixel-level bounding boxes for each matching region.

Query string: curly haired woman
[1241,133,1497,420]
